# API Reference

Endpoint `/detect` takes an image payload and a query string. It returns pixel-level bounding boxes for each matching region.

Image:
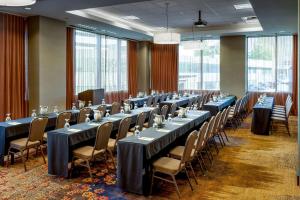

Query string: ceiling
[0,0,297,41]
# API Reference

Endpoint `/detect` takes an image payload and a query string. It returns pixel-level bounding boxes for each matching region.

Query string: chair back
[181,131,198,163]
[136,112,146,131]
[116,117,132,141]
[96,105,106,117]
[212,111,222,134]
[219,108,227,129]
[56,112,72,129]
[153,95,160,107]
[160,105,168,118]
[77,107,92,123]
[111,102,121,115]
[94,122,113,151]
[222,106,231,128]
[148,108,159,127]
[28,117,48,142]
[187,98,193,107]
[233,98,241,115]
[147,96,153,107]
[207,116,216,139]
[170,103,177,116]
[285,100,293,118]
[196,122,209,152]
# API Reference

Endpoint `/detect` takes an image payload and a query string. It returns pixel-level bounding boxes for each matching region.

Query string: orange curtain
[151,44,178,92]
[66,27,75,109]
[128,40,138,97]
[292,34,298,115]
[0,13,28,121]
[105,91,128,104]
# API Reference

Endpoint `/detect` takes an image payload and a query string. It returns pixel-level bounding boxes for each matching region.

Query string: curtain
[292,35,298,115]
[151,44,178,92]
[66,27,75,109]
[0,13,27,121]
[128,40,138,97]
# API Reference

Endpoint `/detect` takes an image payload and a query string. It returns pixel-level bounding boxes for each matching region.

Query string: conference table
[117,110,211,195]
[0,104,111,166]
[251,97,275,135]
[160,95,198,110]
[127,96,151,107]
[47,107,155,177]
[202,96,236,116]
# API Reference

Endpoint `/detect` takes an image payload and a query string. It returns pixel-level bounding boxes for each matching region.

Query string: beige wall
[28,16,66,112]
[137,41,151,93]
[220,35,246,97]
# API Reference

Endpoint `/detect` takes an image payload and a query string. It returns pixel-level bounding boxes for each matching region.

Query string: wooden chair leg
[150,170,155,195]
[6,148,11,168]
[107,149,116,169]
[21,150,27,171]
[297,176,299,186]
[286,120,291,137]
[39,145,46,164]
[86,160,93,178]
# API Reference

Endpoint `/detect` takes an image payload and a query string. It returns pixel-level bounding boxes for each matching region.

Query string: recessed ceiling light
[234,3,252,10]
[0,0,36,6]
[24,7,31,10]
[122,15,140,20]
[241,16,259,24]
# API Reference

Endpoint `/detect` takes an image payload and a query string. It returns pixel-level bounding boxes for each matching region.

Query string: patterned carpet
[0,116,299,200]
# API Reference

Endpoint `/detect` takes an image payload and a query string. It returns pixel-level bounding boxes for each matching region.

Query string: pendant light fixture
[153,2,180,44]
[0,0,36,6]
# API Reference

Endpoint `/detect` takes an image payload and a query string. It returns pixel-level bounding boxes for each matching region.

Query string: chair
[212,111,225,148]
[44,111,72,141]
[111,102,121,115]
[108,117,131,152]
[7,117,48,171]
[160,105,169,118]
[170,103,177,117]
[150,131,198,198]
[71,122,114,177]
[96,105,106,117]
[153,95,160,107]
[227,98,242,129]
[128,112,146,135]
[271,100,293,136]
[77,107,92,123]
[205,116,217,162]
[144,108,159,128]
[273,95,292,111]
[147,96,154,107]
[219,107,231,142]
[194,122,209,173]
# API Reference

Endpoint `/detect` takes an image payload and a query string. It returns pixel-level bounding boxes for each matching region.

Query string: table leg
[0,154,4,166]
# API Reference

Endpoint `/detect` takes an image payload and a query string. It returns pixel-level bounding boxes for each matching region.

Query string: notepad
[180,118,193,121]
[139,137,155,141]
[68,129,81,133]
[7,122,21,126]
[157,129,170,133]
[88,123,100,126]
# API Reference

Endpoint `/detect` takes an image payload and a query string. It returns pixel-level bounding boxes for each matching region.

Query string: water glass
[72,103,76,110]
[31,109,37,118]
[105,110,110,117]
[64,119,70,129]
[167,114,172,122]
[120,106,125,114]
[85,114,90,123]
[102,99,106,105]
[53,106,59,114]
[88,101,92,107]
[129,95,132,99]
[143,101,147,107]
[5,113,11,122]
[134,125,141,138]
[134,103,138,110]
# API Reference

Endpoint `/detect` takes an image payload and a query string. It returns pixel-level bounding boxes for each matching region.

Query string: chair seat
[108,138,116,150]
[143,122,149,128]
[127,132,134,137]
[272,110,286,115]
[274,105,285,108]
[153,157,182,174]
[169,146,195,160]
[271,115,286,121]
[10,138,40,150]
[73,146,105,159]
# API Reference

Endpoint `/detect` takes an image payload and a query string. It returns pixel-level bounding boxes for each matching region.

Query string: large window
[75,30,128,94]
[178,40,220,91]
[247,36,293,92]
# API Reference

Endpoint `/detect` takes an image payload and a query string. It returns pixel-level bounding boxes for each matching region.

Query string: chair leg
[286,120,291,137]
[184,167,194,191]
[150,170,155,195]
[21,150,27,171]
[107,149,116,169]
[6,148,11,168]
[26,149,29,160]
[199,153,207,171]
[39,145,46,164]
[171,174,181,198]
[219,133,226,146]
[196,155,205,174]
[212,138,219,154]
[222,130,229,142]
[86,160,93,178]
[189,163,198,185]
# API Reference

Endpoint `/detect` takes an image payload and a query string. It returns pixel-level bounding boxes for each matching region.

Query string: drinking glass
[64,119,70,129]
[129,95,132,99]
[5,113,11,122]
[120,106,125,114]
[143,101,147,107]
[168,114,172,122]
[72,103,76,110]
[88,101,92,107]
[102,99,105,105]
[105,110,110,117]
[134,125,140,138]
[134,103,138,110]
[53,106,59,114]
[31,109,37,118]
[85,114,90,123]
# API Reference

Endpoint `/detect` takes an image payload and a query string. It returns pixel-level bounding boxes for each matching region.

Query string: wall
[28,16,66,112]
[220,35,246,97]
[137,41,151,93]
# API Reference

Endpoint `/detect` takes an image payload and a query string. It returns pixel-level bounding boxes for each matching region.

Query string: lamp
[153,2,180,44]
[0,0,36,6]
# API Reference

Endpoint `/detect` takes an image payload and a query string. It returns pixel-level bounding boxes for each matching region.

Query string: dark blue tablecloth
[159,95,198,111]
[117,110,211,194]
[251,97,274,135]
[47,107,154,177]
[202,96,236,115]
[127,96,150,107]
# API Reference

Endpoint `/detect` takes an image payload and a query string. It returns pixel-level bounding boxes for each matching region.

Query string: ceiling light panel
[234,3,252,10]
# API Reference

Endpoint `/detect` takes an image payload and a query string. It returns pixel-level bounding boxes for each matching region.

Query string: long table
[117,110,211,195]
[202,96,236,116]
[47,107,154,177]
[127,96,150,107]
[251,97,274,135]
[160,95,198,110]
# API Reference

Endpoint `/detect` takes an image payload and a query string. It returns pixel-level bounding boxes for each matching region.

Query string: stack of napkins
[7,121,21,126]
[68,129,81,133]
[138,137,155,141]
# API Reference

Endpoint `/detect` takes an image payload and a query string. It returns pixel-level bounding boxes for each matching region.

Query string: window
[75,30,128,94]
[178,39,220,91]
[247,36,293,92]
